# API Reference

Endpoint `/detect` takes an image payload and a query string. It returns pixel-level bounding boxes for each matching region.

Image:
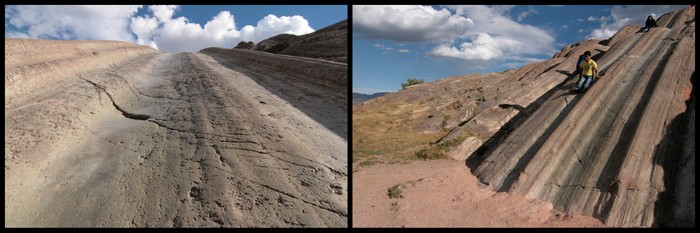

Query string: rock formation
[5,33,347,226]
[353,5,694,227]
[238,19,348,63]
[253,34,298,53]
[279,19,348,63]
[234,41,254,49]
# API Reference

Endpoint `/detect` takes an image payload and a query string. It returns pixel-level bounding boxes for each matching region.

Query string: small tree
[401,78,424,90]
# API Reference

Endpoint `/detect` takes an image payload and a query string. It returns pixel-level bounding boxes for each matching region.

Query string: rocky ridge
[236,19,347,63]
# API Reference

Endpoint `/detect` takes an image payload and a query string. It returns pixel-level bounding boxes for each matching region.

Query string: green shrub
[401,78,424,90]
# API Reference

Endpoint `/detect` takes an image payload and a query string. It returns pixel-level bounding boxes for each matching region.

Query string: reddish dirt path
[352,159,607,228]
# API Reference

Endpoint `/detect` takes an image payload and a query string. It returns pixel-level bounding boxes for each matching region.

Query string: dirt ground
[5,39,347,227]
[352,159,608,228]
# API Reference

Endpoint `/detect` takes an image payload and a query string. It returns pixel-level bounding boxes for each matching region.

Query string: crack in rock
[80,76,151,121]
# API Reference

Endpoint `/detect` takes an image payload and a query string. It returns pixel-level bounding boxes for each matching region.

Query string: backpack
[576,54,586,69]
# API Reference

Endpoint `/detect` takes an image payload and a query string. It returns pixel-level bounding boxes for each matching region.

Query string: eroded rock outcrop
[279,19,348,63]
[253,34,298,53]
[234,41,254,49]
[353,5,694,227]
[243,20,348,63]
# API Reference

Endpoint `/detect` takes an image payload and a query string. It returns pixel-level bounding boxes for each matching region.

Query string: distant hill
[353,92,389,104]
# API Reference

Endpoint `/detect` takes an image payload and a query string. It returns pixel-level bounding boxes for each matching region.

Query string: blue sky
[5,5,346,54]
[353,5,688,94]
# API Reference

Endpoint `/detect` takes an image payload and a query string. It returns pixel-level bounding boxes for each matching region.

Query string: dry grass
[353,102,445,169]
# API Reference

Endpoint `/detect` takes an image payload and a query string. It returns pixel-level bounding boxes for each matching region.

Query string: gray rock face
[353,5,694,227]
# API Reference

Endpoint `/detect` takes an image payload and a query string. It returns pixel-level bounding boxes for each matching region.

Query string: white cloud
[561,25,569,30]
[130,15,159,49]
[139,10,315,54]
[149,12,314,53]
[152,11,239,53]
[6,5,140,41]
[490,5,516,16]
[373,43,394,54]
[587,16,598,22]
[5,5,318,53]
[150,5,177,23]
[516,6,539,22]
[431,5,555,61]
[374,43,411,54]
[587,5,687,39]
[354,5,554,62]
[353,5,474,42]
[429,33,524,60]
[240,14,314,42]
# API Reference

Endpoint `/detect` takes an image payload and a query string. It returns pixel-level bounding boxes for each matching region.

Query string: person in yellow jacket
[574,51,599,93]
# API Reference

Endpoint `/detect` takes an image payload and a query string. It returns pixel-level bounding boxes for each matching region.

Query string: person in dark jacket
[641,15,658,32]
[574,51,590,82]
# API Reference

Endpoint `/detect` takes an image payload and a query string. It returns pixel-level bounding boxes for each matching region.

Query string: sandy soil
[352,159,607,228]
[5,40,347,227]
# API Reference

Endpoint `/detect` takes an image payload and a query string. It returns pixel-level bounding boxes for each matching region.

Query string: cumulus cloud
[150,5,177,23]
[433,5,555,61]
[587,5,687,39]
[354,5,555,63]
[353,5,474,43]
[240,14,314,42]
[5,5,140,41]
[130,15,159,49]
[134,9,314,54]
[429,33,524,60]
[398,49,409,53]
[5,5,317,53]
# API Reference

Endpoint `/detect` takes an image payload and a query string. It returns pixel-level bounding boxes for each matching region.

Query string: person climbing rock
[640,15,658,32]
[574,51,599,93]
